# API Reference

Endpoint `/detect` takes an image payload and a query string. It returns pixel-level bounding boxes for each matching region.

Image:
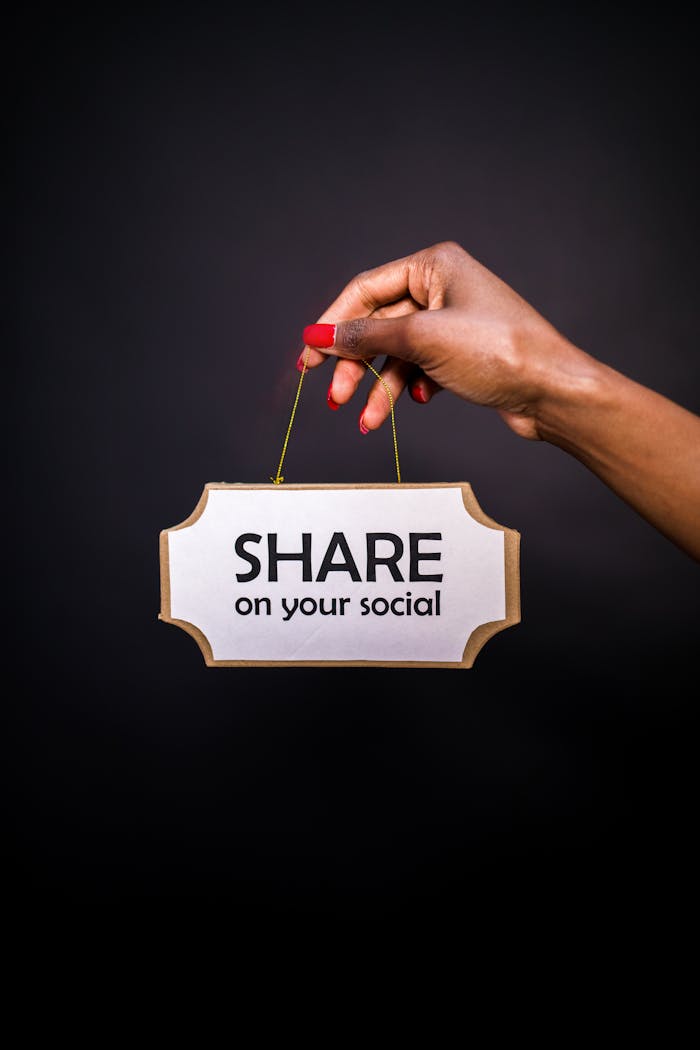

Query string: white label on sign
[160,484,520,667]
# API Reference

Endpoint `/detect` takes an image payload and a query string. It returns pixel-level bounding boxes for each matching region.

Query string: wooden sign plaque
[159,483,520,668]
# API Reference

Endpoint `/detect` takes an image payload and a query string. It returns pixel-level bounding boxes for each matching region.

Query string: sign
[159,483,520,668]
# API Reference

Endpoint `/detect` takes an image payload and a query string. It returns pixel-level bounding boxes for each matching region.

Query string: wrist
[532,338,619,452]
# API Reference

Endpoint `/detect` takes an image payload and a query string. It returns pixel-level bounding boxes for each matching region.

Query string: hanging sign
[159,483,520,668]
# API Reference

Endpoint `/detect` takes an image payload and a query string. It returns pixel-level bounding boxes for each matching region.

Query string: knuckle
[403,310,428,348]
[418,242,469,307]
[350,271,376,311]
[335,358,360,383]
[431,240,465,263]
[369,383,392,414]
[342,317,370,353]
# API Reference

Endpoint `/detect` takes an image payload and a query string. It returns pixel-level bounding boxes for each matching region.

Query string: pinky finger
[409,371,443,404]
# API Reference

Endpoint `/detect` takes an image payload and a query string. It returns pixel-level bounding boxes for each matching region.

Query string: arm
[300,241,700,560]
[536,356,700,560]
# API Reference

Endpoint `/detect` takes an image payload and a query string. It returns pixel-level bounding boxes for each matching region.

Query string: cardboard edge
[159,485,213,642]
[157,615,216,664]
[158,482,521,669]
[459,484,521,667]
[167,484,213,532]
[200,482,494,492]
[167,660,483,668]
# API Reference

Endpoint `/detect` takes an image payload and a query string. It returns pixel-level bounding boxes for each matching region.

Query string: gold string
[361,359,402,484]
[271,355,402,485]
[270,347,311,484]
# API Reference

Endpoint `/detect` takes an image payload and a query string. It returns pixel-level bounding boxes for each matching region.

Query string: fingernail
[303,323,336,348]
[296,353,307,372]
[359,411,369,435]
[327,384,339,410]
[412,382,428,403]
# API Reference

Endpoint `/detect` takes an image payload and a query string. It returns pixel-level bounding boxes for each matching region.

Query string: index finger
[300,253,415,369]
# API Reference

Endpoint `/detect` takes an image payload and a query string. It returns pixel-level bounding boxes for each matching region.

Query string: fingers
[319,252,417,320]
[360,357,416,432]
[297,251,419,372]
[327,297,420,408]
[331,359,443,426]
[409,372,443,405]
[296,345,326,371]
[354,359,443,432]
[327,357,373,408]
[304,310,443,431]
[304,313,422,366]
[298,241,471,372]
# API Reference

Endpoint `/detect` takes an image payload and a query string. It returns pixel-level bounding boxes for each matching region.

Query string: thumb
[302,317,422,364]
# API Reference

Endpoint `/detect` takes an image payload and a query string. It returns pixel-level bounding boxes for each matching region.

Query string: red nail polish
[412,383,428,403]
[303,323,336,348]
[327,384,339,410]
[296,353,307,372]
[359,411,369,435]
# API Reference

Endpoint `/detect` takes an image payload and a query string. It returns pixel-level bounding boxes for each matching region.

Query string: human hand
[300,241,598,441]
[300,241,700,560]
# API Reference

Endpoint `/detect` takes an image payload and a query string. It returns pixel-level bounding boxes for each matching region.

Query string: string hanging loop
[271,352,402,484]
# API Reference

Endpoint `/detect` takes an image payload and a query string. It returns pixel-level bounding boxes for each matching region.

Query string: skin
[301,241,700,561]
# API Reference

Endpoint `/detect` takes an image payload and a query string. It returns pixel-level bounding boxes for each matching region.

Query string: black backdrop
[12,7,699,909]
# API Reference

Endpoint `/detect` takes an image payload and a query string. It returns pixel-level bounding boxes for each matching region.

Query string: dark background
[12,7,698,908]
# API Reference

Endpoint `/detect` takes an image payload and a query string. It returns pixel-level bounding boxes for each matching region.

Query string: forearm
[536,349,700,560]
[301,242,700,560]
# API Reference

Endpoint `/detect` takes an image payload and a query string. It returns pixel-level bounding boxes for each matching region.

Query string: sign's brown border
[159,483,520,668]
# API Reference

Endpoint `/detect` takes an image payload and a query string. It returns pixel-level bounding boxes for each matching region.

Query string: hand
[301,242,700,560]
[300,240,595,440]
